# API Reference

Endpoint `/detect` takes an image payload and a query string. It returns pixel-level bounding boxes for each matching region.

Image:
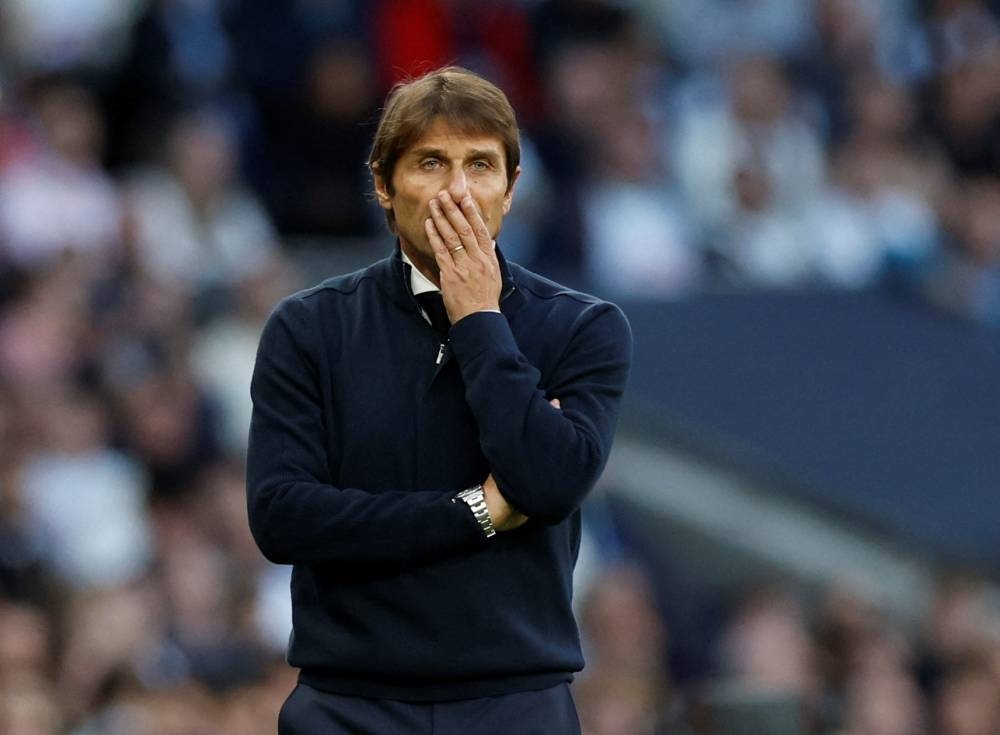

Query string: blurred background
[0,0,999,733]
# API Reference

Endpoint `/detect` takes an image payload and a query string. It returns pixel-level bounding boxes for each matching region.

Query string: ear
[502,165,521,215]
[373,171,393,211]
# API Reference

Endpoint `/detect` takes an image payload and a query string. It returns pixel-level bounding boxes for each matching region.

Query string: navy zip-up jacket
[246,247,631,701]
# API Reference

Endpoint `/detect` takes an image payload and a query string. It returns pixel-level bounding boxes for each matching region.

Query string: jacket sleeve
[448,302,632,523]
[245,297,484,566]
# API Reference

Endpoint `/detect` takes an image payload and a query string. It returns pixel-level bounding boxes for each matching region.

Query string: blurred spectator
[0,682,62,735]
[146,530,269,692]
[256,39,381,238]
[838,71,949,203]
[672,54,827,286]
[492,134,554,268]
[524,0,647,282]
[923,176,1000,325]
[714,583,820,706]
[106,351,222,501]
[575,670,675,735]
[575,563,676,734]
[0,0,140,73]
[530,1,640,162]
[125,109,279,310]
[919,1,1000,176]
[0,385,51,605]
[100,0,243,168]
[801,149,939,289]
[190,257,298,455]
[82,683,219,735]
[805,67,950,288]
[527,41,614,281]
[814,581,883,715]
[924,55,1000,177]
[0,76,122,272]
[223,1,363,192]
[631,0,816,69]
[798,0,882,143]
[796,70,945,288]
[368,0,456,90]
[531,0,637,68]
[711,157,814,288]
[836,668,927,735]
[370,0,537,109]
[838,609,927,735]
[916,573,1000,691]
[796,0,929,142]
[581,107,701,298]
[57,583,159,725]
[179,459,291,652]
[0,261,91,395]
[0,82,37,175]
[0,602,53,687]
[16,388,151,590]
[933,663,1000,735]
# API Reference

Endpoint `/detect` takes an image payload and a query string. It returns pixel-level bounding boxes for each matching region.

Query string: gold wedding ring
[451,245,465,253]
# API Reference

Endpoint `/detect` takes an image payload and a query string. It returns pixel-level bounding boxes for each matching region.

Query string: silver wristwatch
[452,484,496,539]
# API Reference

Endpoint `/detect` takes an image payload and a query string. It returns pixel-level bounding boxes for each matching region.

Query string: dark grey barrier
[620,290,1000,570]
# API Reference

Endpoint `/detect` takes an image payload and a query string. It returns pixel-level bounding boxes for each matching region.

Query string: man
[246,66,632,734]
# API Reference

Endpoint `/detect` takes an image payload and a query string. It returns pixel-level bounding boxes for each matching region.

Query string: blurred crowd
[573,558,1000,734]
[0,0,999,733]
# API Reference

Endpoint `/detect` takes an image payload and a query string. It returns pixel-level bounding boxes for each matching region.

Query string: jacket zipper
[430,284,516,365]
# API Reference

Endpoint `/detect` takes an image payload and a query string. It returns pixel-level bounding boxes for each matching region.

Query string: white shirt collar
[401,249,439,296]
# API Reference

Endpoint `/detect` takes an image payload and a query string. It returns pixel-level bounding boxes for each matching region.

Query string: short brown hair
[369,66,521,233]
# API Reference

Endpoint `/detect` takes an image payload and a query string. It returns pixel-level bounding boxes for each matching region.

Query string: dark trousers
[278,681,581,735]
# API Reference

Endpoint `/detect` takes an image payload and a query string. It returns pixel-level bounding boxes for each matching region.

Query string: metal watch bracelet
[452,484,497,539]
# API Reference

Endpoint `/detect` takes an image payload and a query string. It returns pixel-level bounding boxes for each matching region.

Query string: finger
[425,217,454,270]
[436,192,480,253]
[549,398,561,409]
[429,198,468,260]
[458,194,493,254]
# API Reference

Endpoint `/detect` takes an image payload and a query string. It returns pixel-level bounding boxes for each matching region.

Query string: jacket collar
[378,241,525,318]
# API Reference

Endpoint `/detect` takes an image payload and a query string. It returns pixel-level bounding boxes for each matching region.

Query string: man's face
[375,117,519,279]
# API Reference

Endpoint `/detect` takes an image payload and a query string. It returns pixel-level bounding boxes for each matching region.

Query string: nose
[447,168,469,201]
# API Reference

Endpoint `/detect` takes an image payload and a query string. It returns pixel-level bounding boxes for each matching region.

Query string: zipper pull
[436,343,446,365]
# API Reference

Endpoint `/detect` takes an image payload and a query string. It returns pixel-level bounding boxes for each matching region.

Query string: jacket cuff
[449,311,515,363]
[442,493,493,549]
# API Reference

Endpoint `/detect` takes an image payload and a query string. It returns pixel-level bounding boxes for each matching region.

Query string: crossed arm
[424,189,530,531]
[246,192,630,568]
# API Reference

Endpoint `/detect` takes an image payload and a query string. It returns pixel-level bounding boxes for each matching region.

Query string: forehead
[403,117,505,157]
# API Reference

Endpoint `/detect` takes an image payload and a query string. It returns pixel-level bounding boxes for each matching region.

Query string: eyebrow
[408,147,502,164]
[409,147,446,160]
[467,149,502,164]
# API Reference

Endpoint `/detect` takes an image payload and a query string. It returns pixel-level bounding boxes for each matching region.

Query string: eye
[420,158,441,170]
[470,160,492,172]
